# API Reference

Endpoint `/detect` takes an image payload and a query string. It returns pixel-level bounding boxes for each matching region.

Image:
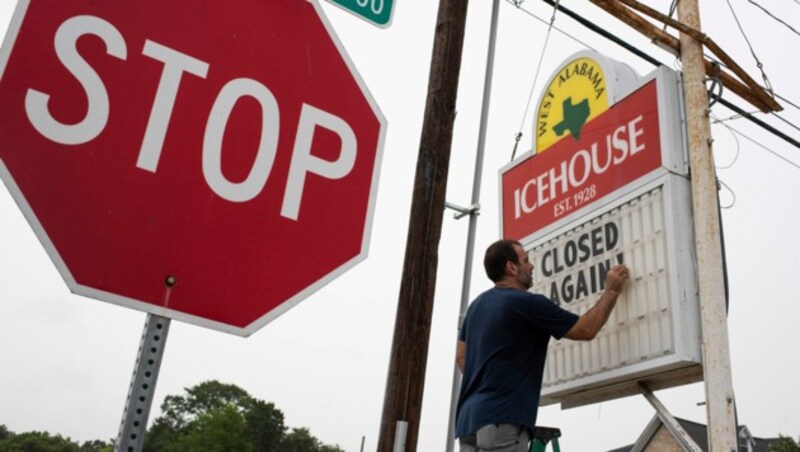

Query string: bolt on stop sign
[0,0,386,336]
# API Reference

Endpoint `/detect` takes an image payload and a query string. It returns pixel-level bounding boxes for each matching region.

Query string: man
[455,239,629,452]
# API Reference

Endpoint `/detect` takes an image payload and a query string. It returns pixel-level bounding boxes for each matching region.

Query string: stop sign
[0,0,385,335]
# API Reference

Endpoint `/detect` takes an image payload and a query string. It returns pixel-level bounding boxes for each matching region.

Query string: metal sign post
[444,0,500,451]
[114,314,171,452]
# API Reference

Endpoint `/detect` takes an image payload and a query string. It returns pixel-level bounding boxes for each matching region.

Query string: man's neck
[495,279,524,291]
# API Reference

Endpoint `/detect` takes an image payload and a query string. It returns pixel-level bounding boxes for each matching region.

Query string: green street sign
[325,0,395,28]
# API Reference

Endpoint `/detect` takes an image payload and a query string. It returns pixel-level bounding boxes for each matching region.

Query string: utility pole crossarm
[587,0,782,113]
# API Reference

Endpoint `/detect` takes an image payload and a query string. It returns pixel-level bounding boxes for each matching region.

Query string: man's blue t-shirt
[455,287,579,438]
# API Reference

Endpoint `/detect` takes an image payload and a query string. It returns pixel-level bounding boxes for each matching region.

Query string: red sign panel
[0,0,385,335]
[501,80,661,241]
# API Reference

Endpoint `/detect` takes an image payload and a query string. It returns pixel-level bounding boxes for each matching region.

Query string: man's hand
[456,341,466,372]
[564,264,631,341]
[605,264,630,293]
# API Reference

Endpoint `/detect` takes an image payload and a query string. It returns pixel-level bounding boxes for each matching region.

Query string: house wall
[644,425,685,452]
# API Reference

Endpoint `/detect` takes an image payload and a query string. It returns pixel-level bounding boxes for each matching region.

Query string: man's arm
[563,264,629,341]
[456,340,466,372]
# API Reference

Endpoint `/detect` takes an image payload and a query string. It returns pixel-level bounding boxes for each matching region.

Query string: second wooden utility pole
[377,0,469,451]
[677,1,738,450]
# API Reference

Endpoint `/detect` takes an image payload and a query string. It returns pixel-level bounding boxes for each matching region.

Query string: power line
[514,1,561,137]
[775,92,800,112]
[771,111,800,136]
[503,0,595,50]
[744,0,800,38]
[534,0,663,67]
[724,0,773,94]
[519,0,800,151]
[702,52,800,115]
[720,120,800,170]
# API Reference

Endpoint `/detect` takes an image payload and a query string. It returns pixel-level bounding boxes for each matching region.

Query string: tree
[0,426,110,452]
[246,399,287,451]
[178,404,252,452]
[156,380,254,432]
[0,431,80,452]
[769,435,800,452]
[283,427,344,452]
[143,380,341,452]
[79,439,113,452]
[144,380,280,451]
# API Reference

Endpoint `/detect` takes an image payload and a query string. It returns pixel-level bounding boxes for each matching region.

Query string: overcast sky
[1,1,799,450]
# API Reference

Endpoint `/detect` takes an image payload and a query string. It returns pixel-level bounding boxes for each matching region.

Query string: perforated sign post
[0,0,385,449]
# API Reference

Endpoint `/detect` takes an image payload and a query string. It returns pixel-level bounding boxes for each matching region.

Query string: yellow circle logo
[535,57,609,153]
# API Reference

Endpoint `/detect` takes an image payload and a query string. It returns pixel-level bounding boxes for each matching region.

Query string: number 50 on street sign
[325,0,394,28]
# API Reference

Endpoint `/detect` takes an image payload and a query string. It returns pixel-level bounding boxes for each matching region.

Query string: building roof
[607,415,781,452]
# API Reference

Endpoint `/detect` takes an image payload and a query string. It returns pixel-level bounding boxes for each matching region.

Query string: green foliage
[0,430,80,452]
[143,380,342,452]
[283,427,344,452]
[247,399,287,451]
[79,439,113,452]
[768,435,800,452]
[178,404,252,452]
[0,381,340,452]
[0,426,112,452]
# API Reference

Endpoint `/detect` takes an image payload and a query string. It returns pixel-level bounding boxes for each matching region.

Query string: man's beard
[518,271,533,290]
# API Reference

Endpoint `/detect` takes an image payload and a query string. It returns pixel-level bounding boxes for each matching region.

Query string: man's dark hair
[484,239,523,282]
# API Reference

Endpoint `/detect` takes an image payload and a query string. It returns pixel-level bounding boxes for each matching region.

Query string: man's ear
[504,260,516,276]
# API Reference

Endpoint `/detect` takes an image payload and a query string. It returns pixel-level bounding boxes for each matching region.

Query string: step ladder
[531,426,561,452]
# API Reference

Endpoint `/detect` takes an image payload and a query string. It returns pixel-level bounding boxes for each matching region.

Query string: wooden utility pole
[377,0,469,451]
[677,1,738,450]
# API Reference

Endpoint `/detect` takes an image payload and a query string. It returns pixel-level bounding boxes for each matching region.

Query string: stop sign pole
[115,314,171,452]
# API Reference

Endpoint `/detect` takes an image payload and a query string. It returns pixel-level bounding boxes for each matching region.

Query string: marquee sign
[535,178,702,407]
[500,55,703,407]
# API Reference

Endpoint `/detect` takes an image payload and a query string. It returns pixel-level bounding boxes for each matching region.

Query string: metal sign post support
[444,0,500,450]
[114,314,171,452]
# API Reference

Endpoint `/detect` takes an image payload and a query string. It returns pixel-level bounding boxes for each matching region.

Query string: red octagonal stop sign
[0,0,386,336]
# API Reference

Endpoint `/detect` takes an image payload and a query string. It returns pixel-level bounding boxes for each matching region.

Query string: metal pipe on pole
[677,1,738,450]
[377,0,469,450]
[444,0,501,450]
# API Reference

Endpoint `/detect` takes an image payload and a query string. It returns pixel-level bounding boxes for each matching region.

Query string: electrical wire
[706,74,800,137]
[771,111,800,136]
[712,93,800,150]
[503,0,595,50]
[701,52,800,115]
[662,0,678,33]
[511,0,562,161]
[775,92,800,112]
[717,179,736,209]
[724,0,773,95]
[722,122,800,170]
[506,0,800,152]
[744,0,800,38]
[711,114,742,169]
